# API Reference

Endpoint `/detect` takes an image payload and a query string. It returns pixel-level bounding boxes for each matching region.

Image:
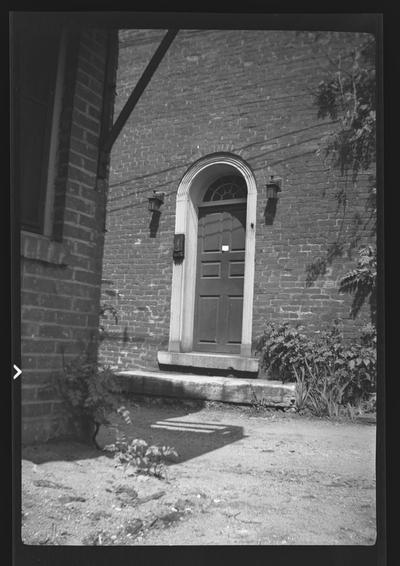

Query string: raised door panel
[226,296,243,344]
[196,296,219,344]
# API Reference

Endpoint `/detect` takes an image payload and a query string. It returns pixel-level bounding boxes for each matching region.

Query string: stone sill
[115,369,295,407]
[157,350,259,374]
[21,231,71,266]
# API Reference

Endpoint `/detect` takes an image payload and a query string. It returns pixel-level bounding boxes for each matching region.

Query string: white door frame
[167,153,257,357]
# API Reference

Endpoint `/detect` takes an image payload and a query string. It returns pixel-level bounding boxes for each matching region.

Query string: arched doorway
[158,153,258,372]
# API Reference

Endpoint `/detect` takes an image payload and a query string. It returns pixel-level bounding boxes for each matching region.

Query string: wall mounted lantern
[148,191,165,213]
[266,176,282,200]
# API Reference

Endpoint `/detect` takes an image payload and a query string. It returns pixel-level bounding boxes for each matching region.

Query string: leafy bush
[254,322,311,383]
[254,321,376,417]
[339,245,377,322]
[57,353,131,448]
[104,438,179,479]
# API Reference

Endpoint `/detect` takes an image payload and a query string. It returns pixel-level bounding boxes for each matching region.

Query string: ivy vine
[307,35,377,321]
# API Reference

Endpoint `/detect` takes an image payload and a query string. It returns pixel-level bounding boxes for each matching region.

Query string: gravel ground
[21,398,376,546]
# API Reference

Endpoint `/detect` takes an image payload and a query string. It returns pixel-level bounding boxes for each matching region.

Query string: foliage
[250,389,275,413]
[57,353,131,448]
[254,321,376,417]
[359,322,377,348]
[104,437,179,479]
[305,242,344,287]
[315,38,376,178]
[338,245,377,322]
[255,322,311,384]
[58,353,178,477]
[99,303,119,337]
[308,37,377,302]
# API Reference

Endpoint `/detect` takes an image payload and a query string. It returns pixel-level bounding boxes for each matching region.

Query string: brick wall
[99,29,375,371]
[20,29,117,443]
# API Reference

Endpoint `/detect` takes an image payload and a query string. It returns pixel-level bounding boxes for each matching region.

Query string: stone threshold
[157,350,259,374]
[114,369,296,408]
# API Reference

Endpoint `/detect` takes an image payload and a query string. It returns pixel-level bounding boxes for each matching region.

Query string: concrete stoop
[115,369,296,408]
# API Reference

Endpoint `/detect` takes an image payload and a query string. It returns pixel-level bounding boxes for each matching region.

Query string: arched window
[202,175,247,202]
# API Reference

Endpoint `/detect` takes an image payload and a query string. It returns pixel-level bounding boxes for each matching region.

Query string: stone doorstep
[114,370,296,408]
[157,350,259,373]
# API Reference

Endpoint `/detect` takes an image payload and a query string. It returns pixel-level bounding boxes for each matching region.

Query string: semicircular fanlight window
[203,175,247,202]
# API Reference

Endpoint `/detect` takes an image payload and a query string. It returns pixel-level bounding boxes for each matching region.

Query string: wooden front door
[194,202,246,354]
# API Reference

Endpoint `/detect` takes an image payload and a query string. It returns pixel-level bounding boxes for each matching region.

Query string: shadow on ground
[22,396,246,465]
[98,398,246,464]
[21,440,111,465]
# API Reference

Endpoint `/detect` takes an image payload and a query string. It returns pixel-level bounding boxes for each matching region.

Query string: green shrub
[254,321,376,417]
[339,245,377,322]
[57,353,131,448]
[104,438,179,479]
[58,353,178,476]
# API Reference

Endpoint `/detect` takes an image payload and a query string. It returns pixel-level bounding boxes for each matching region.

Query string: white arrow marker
[13,364,22,380]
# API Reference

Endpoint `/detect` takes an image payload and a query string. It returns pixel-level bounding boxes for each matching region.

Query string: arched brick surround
[165,152,258,359]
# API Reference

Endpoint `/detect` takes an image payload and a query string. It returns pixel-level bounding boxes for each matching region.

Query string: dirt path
[21,399,376,545]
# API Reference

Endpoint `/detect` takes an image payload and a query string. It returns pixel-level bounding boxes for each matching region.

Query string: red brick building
[99,29,375,375]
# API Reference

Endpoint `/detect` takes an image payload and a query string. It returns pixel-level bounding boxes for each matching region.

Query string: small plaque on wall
[173,233,185,262]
